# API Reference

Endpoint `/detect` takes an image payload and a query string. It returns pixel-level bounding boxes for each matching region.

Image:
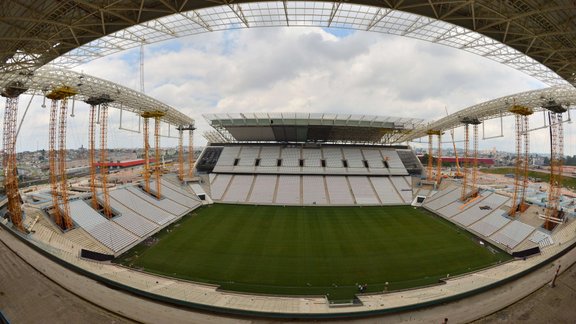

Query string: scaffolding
[88,104,98,210]
[188,128,195,178]
[141,111,165,198]
[508,104,533,217]
[543,100,567,230]
[142,117,150,193]
[426,130,442,183]
[46,86,77,231]
[178,128,184,181]
[154,116,161,198]
[1,82,28,232]
[460,117,481,201]
[85,95,114,218]
[177,124,195,181]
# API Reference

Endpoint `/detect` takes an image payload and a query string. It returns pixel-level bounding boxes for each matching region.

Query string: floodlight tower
[1,82,28,232]
[543,100,567,230]
[460,117,481,201]
[508,104,533,217]
[46,86,77,231]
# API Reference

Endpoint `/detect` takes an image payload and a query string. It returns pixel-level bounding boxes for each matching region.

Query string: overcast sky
[9,26,574,155]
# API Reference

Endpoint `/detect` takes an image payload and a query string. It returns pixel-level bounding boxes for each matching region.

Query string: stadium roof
[204,113,423,143]
[1,1,575,87]
[400,84,576,142]
[0,66,194,127]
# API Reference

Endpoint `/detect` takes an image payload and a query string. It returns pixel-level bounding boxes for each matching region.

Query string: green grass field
[115,204,510,300]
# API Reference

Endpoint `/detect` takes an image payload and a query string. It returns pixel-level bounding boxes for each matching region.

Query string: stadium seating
[109,189,176,225]
[490,220,536,249]
[113,210,158,238]
[275,175,301,204]
[208,144,417,206]
[302,176,328,205]
[423,186,462,210]
[247,175,277,204]
[325,176,355,204]
[422,182,545,251]
[150,180,202,209]
[210,145,411,176]
[68,199,139,253]
[348,176,380,204]
[126,187,189,216]
[469,211,511,237]
[222,175,254,202]
[451,194,509,226]
[210,174,233,200]
[390,176,413,203]
[529,230,554,248]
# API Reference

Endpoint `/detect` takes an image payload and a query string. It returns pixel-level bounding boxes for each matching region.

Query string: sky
[8,26,575,155]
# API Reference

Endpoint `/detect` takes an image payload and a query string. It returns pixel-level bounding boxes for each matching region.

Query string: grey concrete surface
[0,240,134,324]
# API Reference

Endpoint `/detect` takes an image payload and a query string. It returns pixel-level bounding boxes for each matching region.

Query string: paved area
[0,240,133,324]
[473,261,576,324]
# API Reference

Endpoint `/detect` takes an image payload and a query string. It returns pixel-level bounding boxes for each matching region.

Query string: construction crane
[508,104,533,217]
[1,82,28,232]
[460,117,481,201]
[46,86,76,231]
[426,130,442,183]
[85,95,114,218]
[543,100,567,230]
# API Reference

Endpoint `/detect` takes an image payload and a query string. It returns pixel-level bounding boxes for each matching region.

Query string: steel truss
[401,85,576,143]
[2,96,23,231]
[0,67,193,127]
[545,112,565,229]
[2,2,573,86]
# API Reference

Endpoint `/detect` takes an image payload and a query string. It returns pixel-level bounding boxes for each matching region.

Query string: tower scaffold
[460,117,481,202]
[508,104,533,217]
[46,86,77,231]
[1,82,28,232]
[426,130,442,183]
[542,100,567,230]
[177,124,195,181]
[188,128,196,178]
[141,111,165,198]
[85,95,114,218]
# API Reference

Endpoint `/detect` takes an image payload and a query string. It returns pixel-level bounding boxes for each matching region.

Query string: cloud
[13,26,554,153]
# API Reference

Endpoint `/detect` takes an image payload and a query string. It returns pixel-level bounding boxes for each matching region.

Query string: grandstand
[421,182,554,254]
[197,113,424,206]
[28,175,204,256]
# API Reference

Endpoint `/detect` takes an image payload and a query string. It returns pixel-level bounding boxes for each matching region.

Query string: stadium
[1,1,576,323]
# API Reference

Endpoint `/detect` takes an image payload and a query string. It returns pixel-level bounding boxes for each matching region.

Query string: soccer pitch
[116,204,511,300]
